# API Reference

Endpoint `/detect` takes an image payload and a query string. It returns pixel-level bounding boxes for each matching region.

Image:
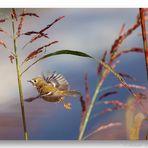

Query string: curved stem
[11,18,28,140]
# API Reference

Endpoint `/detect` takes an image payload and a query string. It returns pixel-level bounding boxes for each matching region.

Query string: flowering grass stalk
[11,16,28,140]
[78,68,108,140]
[78,10,147,140]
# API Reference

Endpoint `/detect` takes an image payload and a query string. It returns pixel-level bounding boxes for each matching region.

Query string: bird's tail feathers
[63,90,81,97]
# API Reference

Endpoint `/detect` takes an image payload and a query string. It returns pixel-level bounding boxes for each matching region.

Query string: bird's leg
[57,97,64,103]
[54,97,72,110]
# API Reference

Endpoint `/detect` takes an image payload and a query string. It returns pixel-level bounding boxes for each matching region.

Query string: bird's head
[28,77,44,87]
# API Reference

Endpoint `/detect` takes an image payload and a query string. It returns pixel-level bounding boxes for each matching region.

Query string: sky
[0,8,147,140]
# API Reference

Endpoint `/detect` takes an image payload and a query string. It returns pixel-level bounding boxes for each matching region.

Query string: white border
[1,141,148,148]
[0,0,148,8]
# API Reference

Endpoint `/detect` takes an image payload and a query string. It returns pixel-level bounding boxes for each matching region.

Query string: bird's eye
[34,80,37,83]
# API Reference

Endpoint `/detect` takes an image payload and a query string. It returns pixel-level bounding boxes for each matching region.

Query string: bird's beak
[27,80,36,87]
[27,80,33,84]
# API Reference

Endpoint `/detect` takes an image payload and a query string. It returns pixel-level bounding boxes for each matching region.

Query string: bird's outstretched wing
[42,72,69,90]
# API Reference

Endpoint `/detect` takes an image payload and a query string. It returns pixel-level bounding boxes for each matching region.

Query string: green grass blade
[40,50,92,59]
[21,50,92,76]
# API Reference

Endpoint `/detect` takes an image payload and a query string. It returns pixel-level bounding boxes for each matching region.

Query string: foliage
[78,9,148,140]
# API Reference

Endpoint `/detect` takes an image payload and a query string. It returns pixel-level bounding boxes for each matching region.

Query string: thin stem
[78,70,108,140]
[137,14,148,139]
[139,8,148,79]
[11,18,28,140]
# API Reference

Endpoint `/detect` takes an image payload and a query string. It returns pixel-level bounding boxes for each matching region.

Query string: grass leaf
[20,50,92,76]
[40,50,92,60]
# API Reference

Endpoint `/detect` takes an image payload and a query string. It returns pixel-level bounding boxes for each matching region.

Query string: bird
[25,72,82,110]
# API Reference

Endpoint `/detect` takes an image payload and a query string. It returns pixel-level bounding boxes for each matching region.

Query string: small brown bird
[25,72,81,110]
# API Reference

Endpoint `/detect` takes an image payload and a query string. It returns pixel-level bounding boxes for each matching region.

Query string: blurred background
[0,8,147,140]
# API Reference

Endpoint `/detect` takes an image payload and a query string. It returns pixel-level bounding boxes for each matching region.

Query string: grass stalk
[11,18,28,140]
[78,70,108,140]
[139,8,148,79]
[139,9,148,139]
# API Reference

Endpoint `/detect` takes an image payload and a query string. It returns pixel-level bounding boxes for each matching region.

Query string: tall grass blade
[21,50,93,75]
